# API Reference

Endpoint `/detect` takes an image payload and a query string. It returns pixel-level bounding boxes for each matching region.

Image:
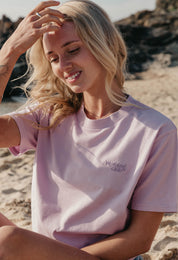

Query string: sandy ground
[125,67,178,260]
[0,66,177,259]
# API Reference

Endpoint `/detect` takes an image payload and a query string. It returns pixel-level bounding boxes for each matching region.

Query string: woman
[0,1,177,259]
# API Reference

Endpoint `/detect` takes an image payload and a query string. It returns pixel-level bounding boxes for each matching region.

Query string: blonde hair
[24,0,127,128]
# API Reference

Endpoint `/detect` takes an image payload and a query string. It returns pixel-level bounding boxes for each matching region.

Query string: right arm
[0,1,64,148]
[0,39,22,147]
[0,41,20,102]
[0,40,23,148]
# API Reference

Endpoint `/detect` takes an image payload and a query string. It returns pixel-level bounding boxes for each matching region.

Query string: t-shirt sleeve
[131,127,178,212]
[8,107,41,156]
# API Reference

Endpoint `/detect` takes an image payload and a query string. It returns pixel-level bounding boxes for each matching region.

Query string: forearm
[82,211,163,260]
[0,41,20,102]
[82,229,148,260]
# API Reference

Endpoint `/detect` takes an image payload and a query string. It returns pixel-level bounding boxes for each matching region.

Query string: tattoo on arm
[0,64,9,100]
[0,64,8,75]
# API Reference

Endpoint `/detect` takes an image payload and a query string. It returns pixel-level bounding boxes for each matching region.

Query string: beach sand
[0,66,177,259]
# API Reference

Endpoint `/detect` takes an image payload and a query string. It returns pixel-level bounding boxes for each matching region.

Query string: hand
[6,1,64,56]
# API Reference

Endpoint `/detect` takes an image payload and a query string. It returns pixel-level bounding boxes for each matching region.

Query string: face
[43,22,106,94]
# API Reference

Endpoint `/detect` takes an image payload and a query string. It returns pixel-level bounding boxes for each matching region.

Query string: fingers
[34,8,65,27]
[29,1,65,29]
[35,16,63,28]
[5,1,66,55]
[38,8,65,19]
[29,1,60,15]
[39,23,62,34]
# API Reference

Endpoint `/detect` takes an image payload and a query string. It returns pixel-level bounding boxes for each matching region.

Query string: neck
[84,106,118,119]
[83,80,126,119]
[83,94,121,120]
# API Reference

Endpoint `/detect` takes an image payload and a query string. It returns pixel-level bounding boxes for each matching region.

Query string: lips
[65,71,81,83]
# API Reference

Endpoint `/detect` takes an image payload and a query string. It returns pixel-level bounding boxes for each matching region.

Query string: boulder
[115,1,178,73]
[156,0,178,12]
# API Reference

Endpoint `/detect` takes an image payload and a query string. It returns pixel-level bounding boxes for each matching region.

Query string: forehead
[43,22,80,51]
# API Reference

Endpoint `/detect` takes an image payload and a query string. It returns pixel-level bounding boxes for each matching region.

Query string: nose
[58,55,72,72]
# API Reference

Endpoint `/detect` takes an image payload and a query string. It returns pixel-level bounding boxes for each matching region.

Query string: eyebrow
[62,40,80,48]
[46,40,80,56]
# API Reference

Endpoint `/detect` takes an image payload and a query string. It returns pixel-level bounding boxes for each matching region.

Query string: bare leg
[0,212,16,227]
[0,226,100,260]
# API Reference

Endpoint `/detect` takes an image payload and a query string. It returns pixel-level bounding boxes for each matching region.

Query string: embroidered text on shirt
[104,160,127,173]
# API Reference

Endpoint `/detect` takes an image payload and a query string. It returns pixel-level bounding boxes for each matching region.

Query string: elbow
[138,239,152,255]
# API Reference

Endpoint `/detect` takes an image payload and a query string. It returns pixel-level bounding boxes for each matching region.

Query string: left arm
[82,210,163,260]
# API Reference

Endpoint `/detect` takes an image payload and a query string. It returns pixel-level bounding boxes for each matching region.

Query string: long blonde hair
[24,0,127,128]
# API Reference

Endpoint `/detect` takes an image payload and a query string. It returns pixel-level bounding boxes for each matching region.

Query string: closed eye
[47,47,80,63]
[68,47,80,54]
[50,56,59,63]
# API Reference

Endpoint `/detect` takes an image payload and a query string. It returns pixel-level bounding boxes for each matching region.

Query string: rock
[115,24,154,73]
[115,1,178,73]
[156,0,178,12]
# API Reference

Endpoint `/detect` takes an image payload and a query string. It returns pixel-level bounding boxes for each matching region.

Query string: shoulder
[8,102,52,128]
[126,96,177,134]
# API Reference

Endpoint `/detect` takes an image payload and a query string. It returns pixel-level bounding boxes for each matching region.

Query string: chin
[69,85,84,94]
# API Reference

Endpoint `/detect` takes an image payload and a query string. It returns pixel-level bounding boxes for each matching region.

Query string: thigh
[0,212,16,227]
[0,226,99,260]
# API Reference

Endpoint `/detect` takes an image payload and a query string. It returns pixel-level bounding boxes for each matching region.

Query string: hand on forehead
[43,22,80,54]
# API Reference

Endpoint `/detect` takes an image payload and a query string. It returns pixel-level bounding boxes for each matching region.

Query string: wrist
[1,40,22,64]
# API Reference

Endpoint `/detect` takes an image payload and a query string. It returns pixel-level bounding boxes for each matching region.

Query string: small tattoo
[0,64,8,75]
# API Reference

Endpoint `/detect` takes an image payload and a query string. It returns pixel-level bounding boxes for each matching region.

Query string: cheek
[51,66,61,78]
[51,66,67,86]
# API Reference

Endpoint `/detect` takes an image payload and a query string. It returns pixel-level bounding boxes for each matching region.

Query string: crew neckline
[76,95,134,130]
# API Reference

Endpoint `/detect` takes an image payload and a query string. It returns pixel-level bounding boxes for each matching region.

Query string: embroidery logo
[104,160,127,173]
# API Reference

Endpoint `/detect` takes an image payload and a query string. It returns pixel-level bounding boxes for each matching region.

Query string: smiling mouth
[66,71,81,83]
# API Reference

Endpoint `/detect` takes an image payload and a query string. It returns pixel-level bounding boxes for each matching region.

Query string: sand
[0,66,177,259]
[125,67,178,260]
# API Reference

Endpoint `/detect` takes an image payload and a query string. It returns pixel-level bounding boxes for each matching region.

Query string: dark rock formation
[156,0,178,12]
[115,0,178,73]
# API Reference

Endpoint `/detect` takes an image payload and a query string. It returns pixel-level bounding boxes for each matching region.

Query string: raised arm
[0,39,24,148]
[0,1,64,148]
[0,42,19,102]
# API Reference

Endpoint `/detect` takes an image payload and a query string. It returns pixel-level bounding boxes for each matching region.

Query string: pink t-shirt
[9,96,178,252]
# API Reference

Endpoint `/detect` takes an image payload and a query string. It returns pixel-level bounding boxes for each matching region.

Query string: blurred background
[0,0,156,22]
[0,0,178,99]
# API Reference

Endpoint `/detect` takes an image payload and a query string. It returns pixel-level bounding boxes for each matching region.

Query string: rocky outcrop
[156,0,178,12]
[115,0,178,73]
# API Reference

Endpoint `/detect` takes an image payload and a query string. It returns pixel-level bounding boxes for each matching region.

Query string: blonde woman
[0,1,177,260]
